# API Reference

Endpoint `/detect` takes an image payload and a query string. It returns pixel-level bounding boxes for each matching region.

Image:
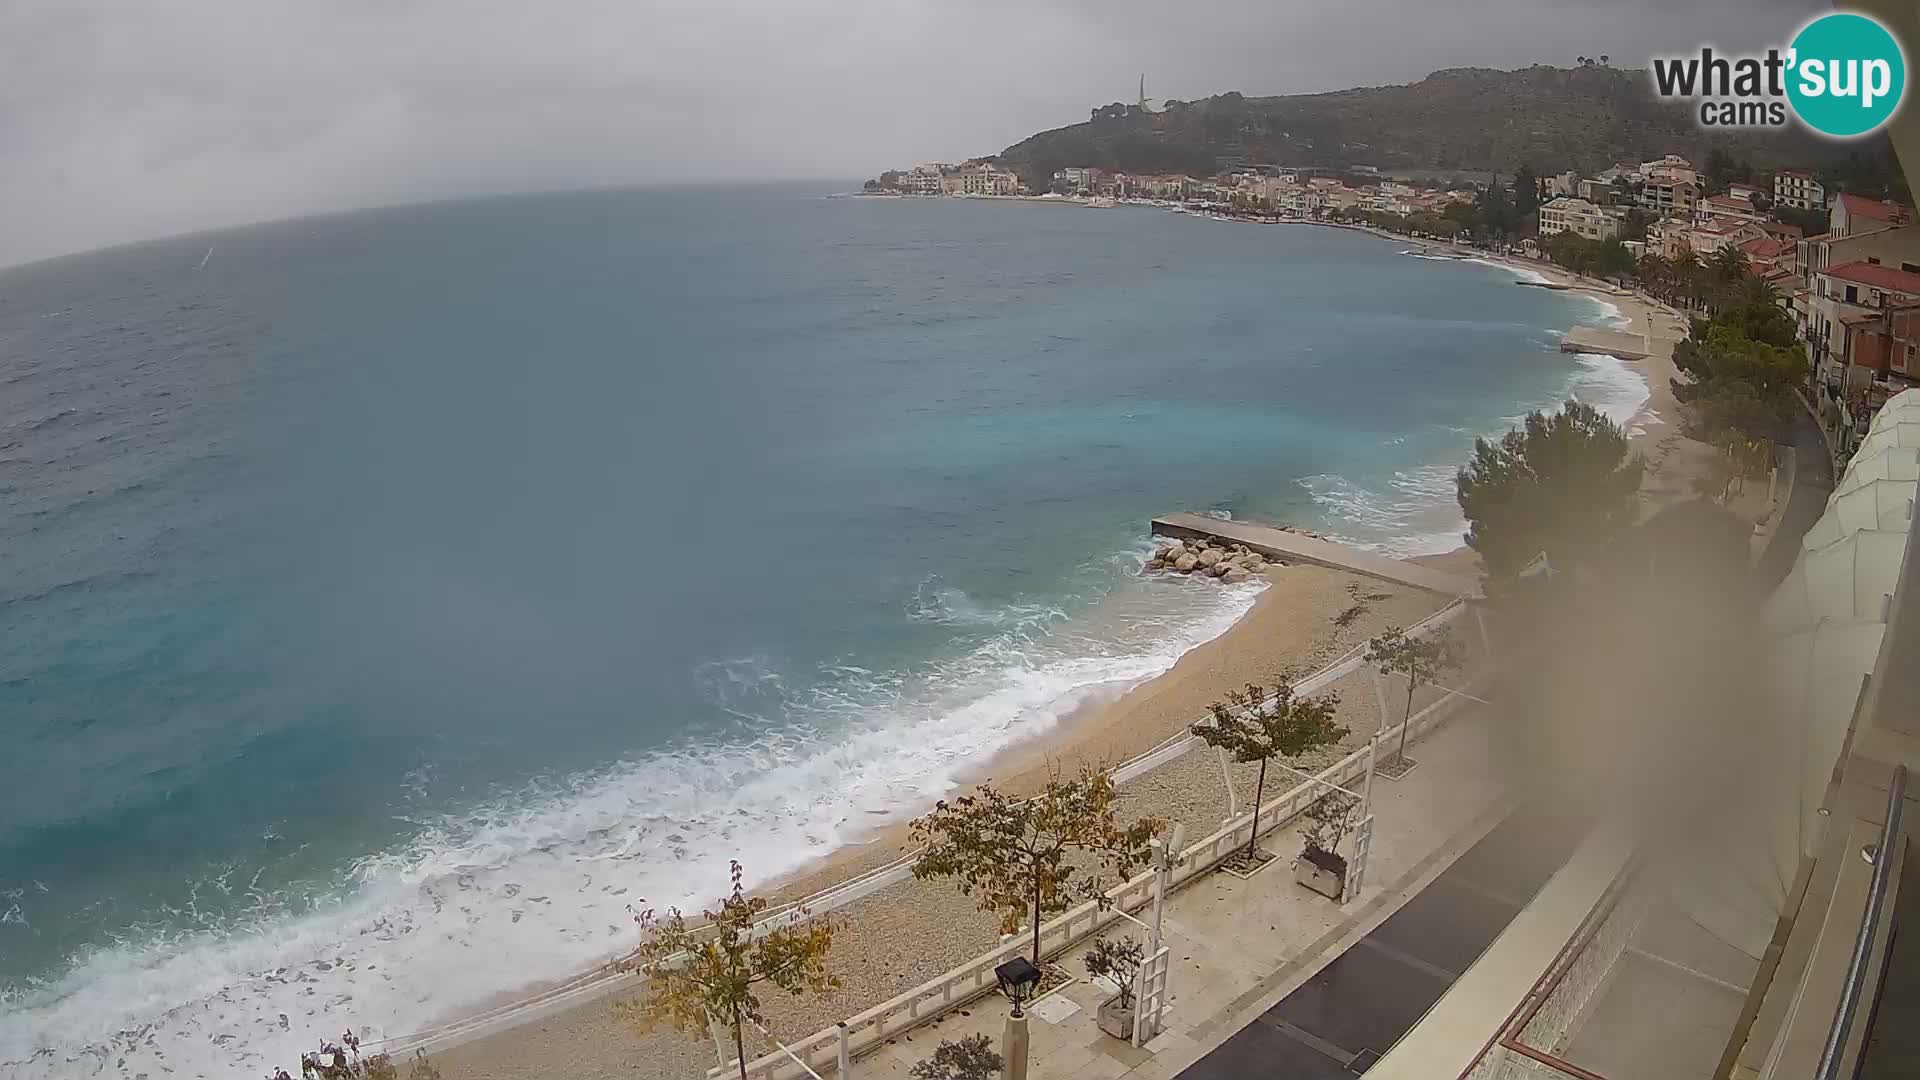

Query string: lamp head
[994,957,1042,1016]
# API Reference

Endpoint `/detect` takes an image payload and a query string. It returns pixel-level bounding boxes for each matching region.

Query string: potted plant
[1083,937,1146,1040]
[1294,791,1359,900]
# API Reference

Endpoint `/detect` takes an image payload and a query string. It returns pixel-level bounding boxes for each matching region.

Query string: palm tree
[1636,253,1674,301]
[1710,245,1749,283]
[1672,249,1704,309]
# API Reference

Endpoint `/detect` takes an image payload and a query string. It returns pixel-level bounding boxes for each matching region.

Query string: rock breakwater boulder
[1143,536,1283,582]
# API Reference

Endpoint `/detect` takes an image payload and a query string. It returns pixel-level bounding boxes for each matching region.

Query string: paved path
[1756,405,1836,588]
[1171,811,1584,1078]
[1151,514,1479,597]
[850,706,1514,1080]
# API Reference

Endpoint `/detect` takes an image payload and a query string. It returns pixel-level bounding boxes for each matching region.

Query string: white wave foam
[1447,256,1551,286]
[908,581,1068,630]
[1564,352,1651,429]
[0,570,1262,1080]
[1297,469,1466,558]
[1578,296,1632,331]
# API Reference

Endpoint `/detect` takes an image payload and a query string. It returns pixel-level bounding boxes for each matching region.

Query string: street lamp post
[993,957,1042,1080]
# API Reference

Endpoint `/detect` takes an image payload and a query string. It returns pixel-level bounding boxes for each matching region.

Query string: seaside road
[1170,810,1586,1078]
[1756,406,1835,589]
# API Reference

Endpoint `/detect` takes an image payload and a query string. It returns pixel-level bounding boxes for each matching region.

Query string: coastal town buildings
[1831,191,1912,238]
[903,165,945,195]
[1537,196,1621,240]
[1775,168,1828,210]
[1701,192,1768,226]
[1639,176,1700,216]
[1802,259,1920,413]
[941,162,1021,196]
[1787,190,1920,451]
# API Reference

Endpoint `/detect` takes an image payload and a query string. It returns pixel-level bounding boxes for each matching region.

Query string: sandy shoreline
[426,233,1716,1080]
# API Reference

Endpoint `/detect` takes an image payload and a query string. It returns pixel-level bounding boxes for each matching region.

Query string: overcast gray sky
[1,0,1815,267]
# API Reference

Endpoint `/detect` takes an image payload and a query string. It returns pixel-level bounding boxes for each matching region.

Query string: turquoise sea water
[0,186,1641,1076]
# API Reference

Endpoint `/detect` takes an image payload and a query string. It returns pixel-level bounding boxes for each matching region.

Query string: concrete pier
[1151,512,1480,597]
[1561,325,1651,360]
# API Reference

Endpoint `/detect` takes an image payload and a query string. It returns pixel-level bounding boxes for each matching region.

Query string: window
[1847,285,1860,303]
[1869,257,1883,265]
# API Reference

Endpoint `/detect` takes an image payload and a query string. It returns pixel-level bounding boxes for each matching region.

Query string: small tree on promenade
[614,860,837,1080]
[1366,626,1466,767]
[911,765,1160,967]
[1190,680,1347,860]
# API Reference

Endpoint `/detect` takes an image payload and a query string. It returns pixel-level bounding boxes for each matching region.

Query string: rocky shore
[1145,536,1276,583]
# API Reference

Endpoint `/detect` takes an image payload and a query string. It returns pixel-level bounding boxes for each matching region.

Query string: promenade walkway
[1172,811,1583,1078]
[850,705,1520,1080]
[1150,514,1479,598]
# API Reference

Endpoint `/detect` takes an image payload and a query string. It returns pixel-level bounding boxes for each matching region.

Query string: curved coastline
[1,218,1695,1080]
[420,233,1688,1075]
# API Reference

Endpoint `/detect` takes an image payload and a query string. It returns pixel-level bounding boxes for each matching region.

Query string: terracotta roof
[1838,193,1911,222]
[1825,260,1920,294]
[1764,222,1805,239]
[1740,237,1794,259]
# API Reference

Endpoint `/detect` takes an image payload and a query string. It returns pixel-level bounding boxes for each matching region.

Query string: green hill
[995,64,1885,187]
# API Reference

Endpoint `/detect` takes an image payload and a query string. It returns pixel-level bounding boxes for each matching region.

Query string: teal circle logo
[1787,13,1906,137]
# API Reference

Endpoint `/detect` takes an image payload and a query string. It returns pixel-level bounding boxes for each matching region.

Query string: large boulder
[1222,567,1252,583]
[1208,562,1230,577]
[1197,548,1223,568]
[1174,552,1199,572]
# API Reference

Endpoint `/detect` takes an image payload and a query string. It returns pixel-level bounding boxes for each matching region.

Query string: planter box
[1096,994,1137,1041]
[1295,849,1348,901]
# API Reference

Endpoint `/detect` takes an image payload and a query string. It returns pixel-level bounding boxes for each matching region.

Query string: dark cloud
[0,0,1819,266]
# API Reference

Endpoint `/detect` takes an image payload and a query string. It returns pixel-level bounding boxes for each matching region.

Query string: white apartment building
[941,164,1020,196]
[1538,197,1621,241]
[1775,169,1828,210]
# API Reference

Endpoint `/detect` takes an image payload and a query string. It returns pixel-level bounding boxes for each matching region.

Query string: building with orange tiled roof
[1832,193,1911,238]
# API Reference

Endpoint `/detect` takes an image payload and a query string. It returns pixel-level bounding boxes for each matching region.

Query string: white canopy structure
[1853,421,1920,459]
[1772,619,1887,860]
[1801,478,1915,550]
[1674,419,1917,966]
[1834,446,1920,497]
[1671,618,1889,962]
[1764,530,1907,631]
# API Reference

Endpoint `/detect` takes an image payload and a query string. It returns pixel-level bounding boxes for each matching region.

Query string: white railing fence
[713,666,1484,1080]
[381,596,1478,1067]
